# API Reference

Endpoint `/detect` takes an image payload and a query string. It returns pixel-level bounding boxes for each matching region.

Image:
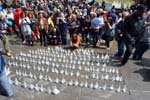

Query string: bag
[32,31,37,41]
[104,29,114,37]
[101,24,115,38]
[109,24,115,37]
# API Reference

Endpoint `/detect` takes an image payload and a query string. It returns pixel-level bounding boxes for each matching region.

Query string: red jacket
[13,8,22,28]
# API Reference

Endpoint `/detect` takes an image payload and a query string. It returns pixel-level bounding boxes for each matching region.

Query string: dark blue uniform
[121,12,145,65]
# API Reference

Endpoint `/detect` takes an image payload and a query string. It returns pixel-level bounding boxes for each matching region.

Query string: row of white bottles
[17,49,111,61]
[11,55,109,66]
[14,70,126,92]
[13,78,127,93]
[15,68,123,82]
[9,62,118,77]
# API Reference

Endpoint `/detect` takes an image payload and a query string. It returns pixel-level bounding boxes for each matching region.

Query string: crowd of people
[0,1,117,48]
[0,0,150,97]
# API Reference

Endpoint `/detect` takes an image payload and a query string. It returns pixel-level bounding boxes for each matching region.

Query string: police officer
[121,4,146,65]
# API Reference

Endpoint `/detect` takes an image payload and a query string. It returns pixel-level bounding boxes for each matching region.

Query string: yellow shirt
[48,17,54,28]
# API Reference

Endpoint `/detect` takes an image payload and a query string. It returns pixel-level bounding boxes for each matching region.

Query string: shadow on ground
[82,44,107,49]
[133,58,150,82]
[134,68,150,82]
[9,39,22,45]
[63,46,78,52]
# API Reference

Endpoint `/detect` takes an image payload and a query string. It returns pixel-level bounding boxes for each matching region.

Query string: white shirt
[40,19,44,29]
[99,16,104,28]
[6,13,14,19]
[19,17,32,35]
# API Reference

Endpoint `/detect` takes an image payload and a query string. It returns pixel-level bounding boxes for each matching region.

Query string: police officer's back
[121,4,146,65]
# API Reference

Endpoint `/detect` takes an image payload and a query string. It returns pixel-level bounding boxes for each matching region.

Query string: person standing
[83,15,91,44]
[59,12,68,45]
[121,4,146,65]
[68,14,79,37]
[91,12,101,47]
[35,11,49,47]
[115,11,129,58]
[0,14,11,57]
[19,12,33,46]
[13,5,22,39]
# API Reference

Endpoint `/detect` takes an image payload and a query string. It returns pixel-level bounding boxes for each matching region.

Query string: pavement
[0,35,150,100]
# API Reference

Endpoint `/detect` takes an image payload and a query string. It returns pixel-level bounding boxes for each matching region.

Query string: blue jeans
[121,41,134,65]
[117,39,125,57]
[83,30,91,44]
[92,29,99,47]
[61,32,67,45]
[0,72,13,97]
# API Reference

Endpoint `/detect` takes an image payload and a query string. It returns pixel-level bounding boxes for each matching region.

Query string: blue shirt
[91,17,101,29]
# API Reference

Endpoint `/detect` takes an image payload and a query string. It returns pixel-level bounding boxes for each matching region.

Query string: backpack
[103,23,115,37]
